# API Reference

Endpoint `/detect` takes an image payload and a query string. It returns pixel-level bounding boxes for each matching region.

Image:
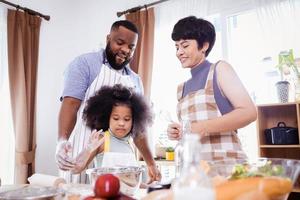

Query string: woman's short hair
[83,84,152,138]
[171,16,216,57]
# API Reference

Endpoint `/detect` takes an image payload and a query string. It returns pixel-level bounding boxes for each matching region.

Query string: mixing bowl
[86,166,144,196]
[0,185,64,199]
[206,158,300,200]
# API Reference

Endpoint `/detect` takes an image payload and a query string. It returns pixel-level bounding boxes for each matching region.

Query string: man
[56,20,161,183]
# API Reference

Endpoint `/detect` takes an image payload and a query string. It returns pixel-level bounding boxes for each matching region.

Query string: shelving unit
[256,102,300,196]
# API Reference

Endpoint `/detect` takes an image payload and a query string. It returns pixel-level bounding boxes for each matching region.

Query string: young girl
[70,84,153,174]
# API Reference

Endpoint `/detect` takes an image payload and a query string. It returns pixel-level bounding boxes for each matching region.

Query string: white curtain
[150,0,257,148]
[254,0,300,58]
[0,6,15,185]
[151,0,300,160]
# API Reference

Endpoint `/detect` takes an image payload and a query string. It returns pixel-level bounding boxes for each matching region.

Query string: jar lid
[147,184,164,193]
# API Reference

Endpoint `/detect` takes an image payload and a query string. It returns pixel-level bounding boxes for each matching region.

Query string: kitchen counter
[0,184,148,200]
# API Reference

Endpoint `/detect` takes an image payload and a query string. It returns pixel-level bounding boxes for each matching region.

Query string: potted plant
[275,49,300,102]
[276,49,299,80]
[165,147,174,161]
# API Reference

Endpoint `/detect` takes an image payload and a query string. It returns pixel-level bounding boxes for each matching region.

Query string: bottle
[173,134,215,200]
[174,119,190,178]
[174,139,183,178]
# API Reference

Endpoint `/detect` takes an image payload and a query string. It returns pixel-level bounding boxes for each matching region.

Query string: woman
[167,16,257,161]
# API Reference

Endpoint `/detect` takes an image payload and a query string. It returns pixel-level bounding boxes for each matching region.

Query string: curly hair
[171,16,216,57]
[82,84,152,138]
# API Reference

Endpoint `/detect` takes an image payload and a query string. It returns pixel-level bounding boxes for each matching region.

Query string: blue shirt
[61,49,143,101]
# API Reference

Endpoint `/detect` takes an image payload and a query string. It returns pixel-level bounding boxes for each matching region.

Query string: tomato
[94,173,120,198]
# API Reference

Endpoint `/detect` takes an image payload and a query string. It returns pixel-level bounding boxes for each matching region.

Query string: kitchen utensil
[86,166,144,196]
[264,122,299,145]
[0,185,64,200]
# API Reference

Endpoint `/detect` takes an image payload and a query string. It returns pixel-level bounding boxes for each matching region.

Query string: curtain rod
[117,0,170,17]
[0,0,50,21]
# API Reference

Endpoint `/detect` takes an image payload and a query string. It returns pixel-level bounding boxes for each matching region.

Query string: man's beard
[105,44,131,70]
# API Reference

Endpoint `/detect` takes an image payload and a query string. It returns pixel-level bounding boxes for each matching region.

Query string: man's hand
[57,97,81,170]
[55,140,75,171]
[147,164,162,184]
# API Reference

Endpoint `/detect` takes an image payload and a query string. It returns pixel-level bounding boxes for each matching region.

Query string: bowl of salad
[206,158,300,200]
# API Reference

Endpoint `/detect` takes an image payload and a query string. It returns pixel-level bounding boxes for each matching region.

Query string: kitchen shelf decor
[256,102,300,194]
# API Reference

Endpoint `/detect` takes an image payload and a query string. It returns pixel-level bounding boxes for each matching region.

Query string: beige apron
[177,63,246,161]
[60,63,135,183]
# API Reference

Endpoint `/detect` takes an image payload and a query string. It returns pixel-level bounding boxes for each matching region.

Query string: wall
[8,0,153,176]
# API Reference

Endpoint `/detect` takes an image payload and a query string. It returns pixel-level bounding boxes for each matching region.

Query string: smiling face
[175,39,208,69]
[109,104,133,138]
[105,26,138,70]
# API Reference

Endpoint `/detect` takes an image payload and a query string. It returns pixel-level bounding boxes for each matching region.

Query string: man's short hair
[111,20,139,35]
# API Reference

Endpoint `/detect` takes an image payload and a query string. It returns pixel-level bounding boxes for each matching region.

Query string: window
[150,0,300,161]
[227,2,300,159]
[0,7,15,185]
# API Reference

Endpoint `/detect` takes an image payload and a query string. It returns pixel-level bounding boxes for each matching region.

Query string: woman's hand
[190,121,209,137]
[147,164,162,184]
[167,122,182,140]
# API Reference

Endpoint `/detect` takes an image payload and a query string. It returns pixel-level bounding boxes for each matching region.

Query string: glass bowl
[206,158,300,200]
[86,166,144,196]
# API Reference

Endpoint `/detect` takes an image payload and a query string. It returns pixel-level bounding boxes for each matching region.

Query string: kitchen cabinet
[256,102,300,196]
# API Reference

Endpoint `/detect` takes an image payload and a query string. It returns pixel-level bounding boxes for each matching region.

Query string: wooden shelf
[256,102,300,148]
[256,102,298,107]
[260,145,300,148]
[293,188,300,193]
[257,103,300,194]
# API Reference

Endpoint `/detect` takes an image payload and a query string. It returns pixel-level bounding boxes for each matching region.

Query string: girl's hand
[70,130,104,174]
[87,129,104,152]
[167,122,182,140]
[147,164,162,184]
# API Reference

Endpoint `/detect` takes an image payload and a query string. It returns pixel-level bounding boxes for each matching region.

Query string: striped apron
[60,63,136,183]
[177,63,247,161]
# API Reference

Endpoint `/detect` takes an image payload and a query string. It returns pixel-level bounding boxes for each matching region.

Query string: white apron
[95,130,138,168]
[60,63,136,183]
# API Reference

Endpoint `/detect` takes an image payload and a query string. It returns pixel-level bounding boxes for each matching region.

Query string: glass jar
[174,139,183,178]
[173,134,215,200]
[294,78,300,101]
[174,119,190,177]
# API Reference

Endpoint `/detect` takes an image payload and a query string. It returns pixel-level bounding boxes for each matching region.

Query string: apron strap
[204,60,222,90]
[177,82,184,101]
[104,131,110,152]
[204,63,215,90]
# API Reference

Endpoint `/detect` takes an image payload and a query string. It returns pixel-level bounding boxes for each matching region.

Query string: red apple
[94,173,120,198]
